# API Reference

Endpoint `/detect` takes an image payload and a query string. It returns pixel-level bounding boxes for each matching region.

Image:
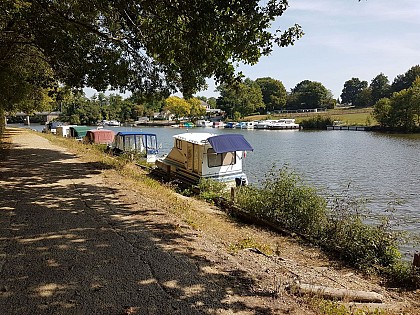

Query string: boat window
[176,139,182,150]
[207,148,236,167]
[124,136,136,151]
[135,136,144,152]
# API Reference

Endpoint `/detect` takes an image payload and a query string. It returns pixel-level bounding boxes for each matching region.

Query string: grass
[245,108,376,126]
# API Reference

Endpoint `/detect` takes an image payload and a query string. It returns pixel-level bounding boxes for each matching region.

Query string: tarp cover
[86,129,115,144]
[207,134,253,153]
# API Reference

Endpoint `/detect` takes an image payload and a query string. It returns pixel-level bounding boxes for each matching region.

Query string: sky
[198,0,420,100]
[86,0,420,100]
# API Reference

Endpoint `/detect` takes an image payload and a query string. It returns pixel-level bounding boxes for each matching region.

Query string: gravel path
[0,129,252,314]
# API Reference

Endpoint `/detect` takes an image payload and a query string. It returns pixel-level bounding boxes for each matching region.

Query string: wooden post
[25,115,30,126]
[413,252,420,268]
[230,187,235,201]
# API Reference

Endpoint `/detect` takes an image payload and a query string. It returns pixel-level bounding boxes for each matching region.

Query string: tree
[287,80,333,109]
[1,0,303,121]
[373,79,420,132]
[370,73,391,105]
[373,98,392,128]
[164,96,190,120]
[187,98,207,121]
[217,78,264,118]
[391,65,420,93]
[353,87,372,108]
[207,97,217,109]
[255,77,287,112]
[340,78,368,105]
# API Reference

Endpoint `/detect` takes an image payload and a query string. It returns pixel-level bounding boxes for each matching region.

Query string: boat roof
[70,126,92,131]
[173,133,217,144]
[208,134,253,153]
[86,129,115,134]
[173,133,253,153]
[116,131,157,136]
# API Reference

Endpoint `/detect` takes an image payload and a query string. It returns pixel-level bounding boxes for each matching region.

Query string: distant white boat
[102,120,121,126]
[254,120,276,129]
[268,119,299,130]
[196,120,213,127]
[236,121,256,129]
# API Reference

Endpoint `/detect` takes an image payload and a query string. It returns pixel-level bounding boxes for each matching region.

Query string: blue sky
[86,0,420,100]
[199,0,420,100]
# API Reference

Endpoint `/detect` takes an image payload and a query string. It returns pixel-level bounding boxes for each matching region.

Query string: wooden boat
[155,133,253,187]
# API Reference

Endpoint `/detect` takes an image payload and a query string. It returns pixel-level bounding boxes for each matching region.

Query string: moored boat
[236,121,256,129]
[267,119,300,130]
[254,120,276,129]
[155,133,253,187]
[108,131,159,163]
[85,129,115,145]
[196,120,213,127]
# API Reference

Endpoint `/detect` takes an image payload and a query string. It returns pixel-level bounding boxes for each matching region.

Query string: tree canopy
[287,80,334,109]
[217,78,264,118]
[340,78,368,106]
[1,0,303,117]
[373,77,420,132]
[255,77,287,112]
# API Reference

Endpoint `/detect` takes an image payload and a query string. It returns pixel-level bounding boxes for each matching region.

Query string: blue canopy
[207,134,253,153]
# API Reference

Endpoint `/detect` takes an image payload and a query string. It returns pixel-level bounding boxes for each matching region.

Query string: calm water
[12,123,420,256]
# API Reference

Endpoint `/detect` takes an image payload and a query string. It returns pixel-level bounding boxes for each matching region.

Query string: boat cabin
[155,133,253,187]
[85,129,115,144]
[110,132,159,163]
[69,126,93,140]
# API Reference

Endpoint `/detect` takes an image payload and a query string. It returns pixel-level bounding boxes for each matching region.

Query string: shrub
[235,166,327,238]
[198,178,228,202]
[300,115,334,130]
[233,166,417,288]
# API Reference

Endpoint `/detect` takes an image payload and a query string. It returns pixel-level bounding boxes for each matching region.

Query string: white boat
[212,121,225,128]
[102,120,121,127]
[196,120,213,127]
[254,120,276,129]
[236,121,256,129]
[267,119,300,130]
[108,131,159,163]
[155,133,253,187]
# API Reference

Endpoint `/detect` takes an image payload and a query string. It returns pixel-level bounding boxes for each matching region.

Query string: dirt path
[0,129,418,315]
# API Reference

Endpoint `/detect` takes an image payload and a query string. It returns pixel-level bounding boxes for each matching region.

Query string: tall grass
[233,166,419,289]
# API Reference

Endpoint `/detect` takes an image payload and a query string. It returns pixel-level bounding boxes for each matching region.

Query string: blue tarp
[207,134,253,153]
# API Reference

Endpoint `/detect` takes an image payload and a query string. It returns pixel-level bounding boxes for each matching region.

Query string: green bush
[235,167,327,237]
[198,178,228,202]
[300,115,334,130]
[232,166,417,288]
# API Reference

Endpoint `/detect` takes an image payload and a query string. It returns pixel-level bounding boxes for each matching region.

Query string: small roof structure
[172,133,253,153]
[69,126,92,138]
[208,134,254,153]
[85,129,115,144]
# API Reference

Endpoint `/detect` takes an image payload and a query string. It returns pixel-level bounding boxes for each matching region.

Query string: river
[10,123,420,258]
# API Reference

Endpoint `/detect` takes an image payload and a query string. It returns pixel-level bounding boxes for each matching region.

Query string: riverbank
[1,128,418,314]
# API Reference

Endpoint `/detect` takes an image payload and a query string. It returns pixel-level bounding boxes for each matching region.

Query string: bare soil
[0,128,418,314]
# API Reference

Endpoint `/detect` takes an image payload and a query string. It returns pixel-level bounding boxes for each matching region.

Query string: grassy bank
[246,108,376,127]
[201,167,419,290]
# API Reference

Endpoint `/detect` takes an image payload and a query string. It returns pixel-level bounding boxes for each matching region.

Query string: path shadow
[0,136,276,314]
